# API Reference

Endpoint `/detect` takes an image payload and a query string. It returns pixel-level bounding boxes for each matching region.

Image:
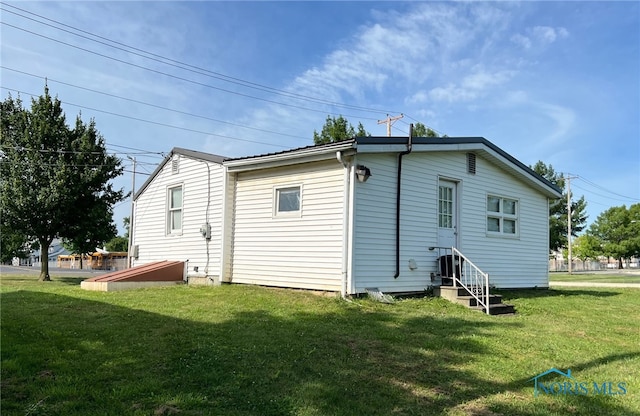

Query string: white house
[130,137,562,295]
[131,148,226,282]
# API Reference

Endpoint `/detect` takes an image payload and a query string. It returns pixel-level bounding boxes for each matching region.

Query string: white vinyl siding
[231,160,344,291]
[352,150,550,292]
[132,155,225,279]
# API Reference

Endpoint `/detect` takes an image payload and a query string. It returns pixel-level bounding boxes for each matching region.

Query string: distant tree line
[313,115,444,144]
[573,204,640,268]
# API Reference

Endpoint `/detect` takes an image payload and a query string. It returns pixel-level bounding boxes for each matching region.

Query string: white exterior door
[437,179,458,249]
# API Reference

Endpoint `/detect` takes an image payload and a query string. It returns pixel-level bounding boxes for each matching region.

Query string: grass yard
[550,272,640,284]
[1,274,639,416]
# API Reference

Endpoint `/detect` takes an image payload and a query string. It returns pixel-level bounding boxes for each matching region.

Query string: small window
[275,186,301,216]
[167,185,183,234]
[486,195,518,236]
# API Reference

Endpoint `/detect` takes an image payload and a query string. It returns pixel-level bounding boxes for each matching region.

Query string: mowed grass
[550,272,640,284]
[1,274,639,416]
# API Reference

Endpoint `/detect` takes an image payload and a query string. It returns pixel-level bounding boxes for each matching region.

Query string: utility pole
[127,156,136,269]
[565,174,578,274]
[377,113,404,137]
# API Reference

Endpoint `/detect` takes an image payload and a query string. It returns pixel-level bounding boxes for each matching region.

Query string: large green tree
[588,204,640,268]
[313,115,370,144]
[531,161,588,252]
[0,88,125,280]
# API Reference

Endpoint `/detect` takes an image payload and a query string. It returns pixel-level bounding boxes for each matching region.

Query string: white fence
[549,258,639,272]
[28,258,128,272]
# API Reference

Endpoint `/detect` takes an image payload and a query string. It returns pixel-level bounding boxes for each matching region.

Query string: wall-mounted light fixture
[356,165,372,182]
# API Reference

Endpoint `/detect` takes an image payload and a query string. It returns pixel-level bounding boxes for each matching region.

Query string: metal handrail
[451,247,490,315]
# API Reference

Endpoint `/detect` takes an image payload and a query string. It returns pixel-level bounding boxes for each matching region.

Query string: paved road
[550,281,640,288]
[0,264,108,278]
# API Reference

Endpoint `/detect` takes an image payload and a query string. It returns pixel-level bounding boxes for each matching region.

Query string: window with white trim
[167,185,183,234]
[275,186,301,216]
[438,185,454,228]
[487,195,518,236]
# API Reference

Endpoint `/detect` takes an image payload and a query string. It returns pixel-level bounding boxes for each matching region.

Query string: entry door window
[439,185,454,228]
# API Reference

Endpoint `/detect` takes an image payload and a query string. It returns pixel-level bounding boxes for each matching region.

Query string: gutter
[394,125,413,279]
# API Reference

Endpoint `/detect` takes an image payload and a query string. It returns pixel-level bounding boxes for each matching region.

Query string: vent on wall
[171,155,180,174]
[467,153,476,175]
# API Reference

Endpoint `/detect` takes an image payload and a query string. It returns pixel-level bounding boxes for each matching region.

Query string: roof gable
[354,137,562,198]
[134,147,227,200]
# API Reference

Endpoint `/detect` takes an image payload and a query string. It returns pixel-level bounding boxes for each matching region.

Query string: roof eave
[225,140,356,172]
[355,137,562,199]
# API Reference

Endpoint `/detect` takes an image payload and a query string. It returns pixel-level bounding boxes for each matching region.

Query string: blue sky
[2,1,639,235]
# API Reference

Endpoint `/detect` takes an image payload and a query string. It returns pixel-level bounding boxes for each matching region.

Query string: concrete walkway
[550,281,640,288]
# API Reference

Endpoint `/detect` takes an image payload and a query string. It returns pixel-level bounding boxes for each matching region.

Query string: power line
[2,66,309,141]
[0,12,443,138]
[1,8,445,141]
[0,20,386,122]
[578,175,640,202]
[399,115,447,137]
[1,86,290,149]
[1,3,399,115]
[106,143,165,156]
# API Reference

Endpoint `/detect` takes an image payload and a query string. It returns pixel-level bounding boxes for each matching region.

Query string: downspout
[337,150,351,297]
[394,125,413,279]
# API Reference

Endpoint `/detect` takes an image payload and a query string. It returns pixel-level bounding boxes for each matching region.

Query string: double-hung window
[167,185,183,234]
[487,195,518,236]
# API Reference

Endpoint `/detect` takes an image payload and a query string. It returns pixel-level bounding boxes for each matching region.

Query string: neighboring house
[13,238,71,267]
[131,137,562,295]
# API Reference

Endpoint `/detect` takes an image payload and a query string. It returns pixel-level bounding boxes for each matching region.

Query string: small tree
[572,234,602,270]
[313,115,370,144]
[589,204,640,268]
[0,88,125,280]
[105,217,130,252]
[105,236,128,252]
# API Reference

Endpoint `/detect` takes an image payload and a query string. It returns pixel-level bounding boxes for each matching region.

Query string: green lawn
[550,272,640,284]
[1,274,639,416]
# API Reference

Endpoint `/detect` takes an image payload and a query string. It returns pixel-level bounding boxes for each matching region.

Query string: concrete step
[472,303,516,315]
[456,294,504,307]
[435,286,474,298]
[434,285,516,315]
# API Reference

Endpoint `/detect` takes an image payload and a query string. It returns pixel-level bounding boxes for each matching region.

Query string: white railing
[451,247,490,315]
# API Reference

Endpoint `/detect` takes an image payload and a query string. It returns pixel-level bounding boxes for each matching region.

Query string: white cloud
[511,26,570,49]
[511,34,532,49]
[538,102,576,142]
[532,26,569,44]
[426,68,517,103]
